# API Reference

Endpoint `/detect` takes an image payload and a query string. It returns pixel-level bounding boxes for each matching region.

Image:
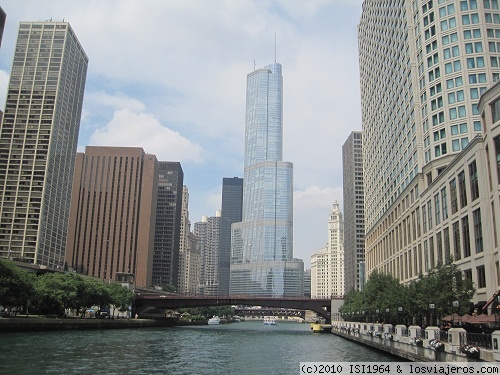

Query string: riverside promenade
[0,316,175,333]
[332,320,500,363]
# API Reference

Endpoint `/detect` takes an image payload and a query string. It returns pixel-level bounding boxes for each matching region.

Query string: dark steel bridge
[134,294,335,323]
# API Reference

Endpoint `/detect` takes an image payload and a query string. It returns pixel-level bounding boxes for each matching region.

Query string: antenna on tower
[274,33,277,63]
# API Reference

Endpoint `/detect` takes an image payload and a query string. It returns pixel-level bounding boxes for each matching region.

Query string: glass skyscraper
[230,62,303,297]
[219,177,243,296]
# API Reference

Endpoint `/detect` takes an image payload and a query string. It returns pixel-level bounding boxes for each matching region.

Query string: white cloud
[293,185,343,268]
[86,91,146,112]
[0,0,365,266]
[89,108,204,163]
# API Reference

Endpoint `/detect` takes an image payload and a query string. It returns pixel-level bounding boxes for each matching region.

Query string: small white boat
[232,315,241,322]
[263,316,277,325]
[208,315,220,325]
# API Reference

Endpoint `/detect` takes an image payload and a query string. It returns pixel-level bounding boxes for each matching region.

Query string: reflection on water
[0,321,397,374]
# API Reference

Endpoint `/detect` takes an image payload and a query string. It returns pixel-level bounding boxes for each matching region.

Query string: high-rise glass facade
[0,22,88,268]
[230,62,303,297]
[219,177,243,295]
[153,162,184,288]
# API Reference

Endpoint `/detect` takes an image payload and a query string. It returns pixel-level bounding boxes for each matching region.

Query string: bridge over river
[134,294,336,323]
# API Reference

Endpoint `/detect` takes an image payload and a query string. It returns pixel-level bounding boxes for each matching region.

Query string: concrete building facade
[311,202,344,298]
[0,21,88,269]
[65,146,158,288]
[178,186,201,295]
[195,212,221,296]
[359,0,500,305]
[342,131,365,293]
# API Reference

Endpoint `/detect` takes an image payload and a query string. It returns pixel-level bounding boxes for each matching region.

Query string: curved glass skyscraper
[230,62,303,297]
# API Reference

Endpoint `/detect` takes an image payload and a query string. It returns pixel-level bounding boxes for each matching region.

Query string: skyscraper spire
[274,33,277,63]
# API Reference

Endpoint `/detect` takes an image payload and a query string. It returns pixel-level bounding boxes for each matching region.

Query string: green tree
[0,259,36,314]
[34,272,81,316]
[340,260,475,325]
[109,282,134,316]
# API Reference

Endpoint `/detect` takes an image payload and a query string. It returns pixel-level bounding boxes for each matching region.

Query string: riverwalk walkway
[332,320,500,363]
[0,316,173,332]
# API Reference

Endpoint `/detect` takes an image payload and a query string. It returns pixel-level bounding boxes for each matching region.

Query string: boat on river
[263,316,277,325]
[208,316,220,325]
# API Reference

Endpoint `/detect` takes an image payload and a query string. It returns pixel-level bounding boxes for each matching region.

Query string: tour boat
[208,315,220,325]
[263,316,277,325]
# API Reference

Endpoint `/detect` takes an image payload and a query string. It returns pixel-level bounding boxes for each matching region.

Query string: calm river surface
[0,321,397,374]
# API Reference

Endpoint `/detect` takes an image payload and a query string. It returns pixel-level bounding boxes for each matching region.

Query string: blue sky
[0,0,363,267]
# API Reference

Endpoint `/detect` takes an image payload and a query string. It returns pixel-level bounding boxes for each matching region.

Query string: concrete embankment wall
[332,322,497,362]
[332,327,460,362]
[0,317,175,333]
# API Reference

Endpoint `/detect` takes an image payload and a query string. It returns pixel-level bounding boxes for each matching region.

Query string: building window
[428,200,433,230]
[436,231,443,264]
[468,160,479,201]
[424,239,429,272]
[450,178,458,214]
[441,187,448,220]
[493,202,498,248]
[453,221,461,260]
[458,171,467,208]
[429,236,435,269]
[473,208,483,253]
[495,136,500,183]
[476,265,486,289]
[462,215,471,258]
[443,227,450,262]
[435,193,441,225]
[463,269,472,286]
[423,204,427,233]
[492,98,500,123]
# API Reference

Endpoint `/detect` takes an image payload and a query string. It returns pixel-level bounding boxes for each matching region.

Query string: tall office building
[65,146,158,287]
[0,7,6,49]
[359,1,500,304]
[219,177,243,295]
[152,162,184,289]
[178,186,201,295]
[195,212,220,296]
[0,22,88,268]
[311,202,344,298]
[178,185,190,294]
[342,131,365,293]
[230,62,303,297]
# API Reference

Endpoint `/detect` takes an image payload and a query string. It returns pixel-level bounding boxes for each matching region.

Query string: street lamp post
[452,300,459,327]
[398,306,403,325]
[429,303,436,327]
[385,308,390,324]
[376,309,380,323]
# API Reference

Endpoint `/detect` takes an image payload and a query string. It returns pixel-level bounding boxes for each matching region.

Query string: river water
[0,321,397,374]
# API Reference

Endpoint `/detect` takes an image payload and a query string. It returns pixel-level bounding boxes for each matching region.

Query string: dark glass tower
[219,177,243,295]
[152,162,184,288]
